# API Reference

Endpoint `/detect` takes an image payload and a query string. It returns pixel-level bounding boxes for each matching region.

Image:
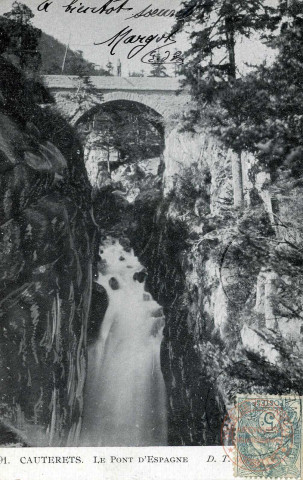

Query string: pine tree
[174,0,279,99]
[106,60,114,75]
[150,53,169,77]
[69,51,104,122]
[172,0,280,207]
[212,0,303,178]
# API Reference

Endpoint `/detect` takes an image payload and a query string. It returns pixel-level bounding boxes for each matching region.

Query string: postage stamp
[221,395,302,479]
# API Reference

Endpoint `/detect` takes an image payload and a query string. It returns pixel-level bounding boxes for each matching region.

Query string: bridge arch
[75,98,167,189]
[75,98,165,137]
[44,75,190,127]
[71,91,181,128]
[102,91,168,118]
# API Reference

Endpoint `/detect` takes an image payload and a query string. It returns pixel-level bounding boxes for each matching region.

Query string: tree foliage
[174,0,279,98]
[38,32,110,75]
[150,53,169,77]
[175,1,303,179]
[0,5,110,76]
[0,2,41,71]
[206,1,303,178]
[78,105,165,169]
[106,60,114,75]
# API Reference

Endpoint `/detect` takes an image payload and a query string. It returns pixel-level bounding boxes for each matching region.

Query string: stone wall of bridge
[49,89,190,127]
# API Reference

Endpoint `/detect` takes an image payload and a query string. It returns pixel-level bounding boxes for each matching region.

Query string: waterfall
[80,238,167,446]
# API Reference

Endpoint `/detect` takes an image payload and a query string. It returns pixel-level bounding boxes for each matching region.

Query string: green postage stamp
[231,396,302,479]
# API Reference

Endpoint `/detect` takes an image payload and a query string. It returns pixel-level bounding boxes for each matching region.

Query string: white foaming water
[80,238,167,446]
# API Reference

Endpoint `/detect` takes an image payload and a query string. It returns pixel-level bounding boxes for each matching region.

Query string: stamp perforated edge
[232,394,303,480]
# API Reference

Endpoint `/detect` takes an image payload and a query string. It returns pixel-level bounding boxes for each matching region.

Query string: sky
[0,0,276,76]
[0,0,185,75]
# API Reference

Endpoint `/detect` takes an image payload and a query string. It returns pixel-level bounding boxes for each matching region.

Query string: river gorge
[0,55,302,448]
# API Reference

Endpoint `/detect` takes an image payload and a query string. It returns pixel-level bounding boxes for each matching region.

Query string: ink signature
[94,26,183,64]
[141,44,183,65]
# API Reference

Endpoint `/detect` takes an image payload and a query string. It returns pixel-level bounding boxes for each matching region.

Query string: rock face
[87,283,108,345]
[0,59,98,446]
[132,203,225,445]
[108,277,120,291]
[133,270,147,283]
[131,127,303,445]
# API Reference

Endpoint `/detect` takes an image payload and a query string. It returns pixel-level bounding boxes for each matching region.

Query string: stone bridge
[43,75,190,127]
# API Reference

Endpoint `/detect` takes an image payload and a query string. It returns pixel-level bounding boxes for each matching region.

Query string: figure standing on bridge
[117,59,122,77]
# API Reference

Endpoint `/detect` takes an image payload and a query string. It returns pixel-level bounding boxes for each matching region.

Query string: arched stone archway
[100,91,183,121]
[75,98,165,136]
[44,75,190,128]
[75,98,166,192]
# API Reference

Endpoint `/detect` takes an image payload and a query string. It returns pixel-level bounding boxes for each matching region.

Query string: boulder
[151,307,164,318]
[109,277,120,290]
[119,237,131,252]
[133,270,147,283]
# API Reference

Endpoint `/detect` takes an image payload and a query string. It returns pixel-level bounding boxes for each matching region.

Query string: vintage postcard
[0,0,303,478]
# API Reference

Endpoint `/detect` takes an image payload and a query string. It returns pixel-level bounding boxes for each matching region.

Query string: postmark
[221,395,302,479]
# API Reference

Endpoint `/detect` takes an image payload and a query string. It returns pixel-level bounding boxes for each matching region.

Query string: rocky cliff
[69,103,303,446]
[0,59,98,446]
[130,127,303,445]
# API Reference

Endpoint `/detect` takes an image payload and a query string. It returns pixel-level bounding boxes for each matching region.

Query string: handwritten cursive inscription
[94,26,181,62]
[39,0,199,18]
[126,2,200,20]
[126,5,176,20]
[62,0,133,15]
[37,0,191,64]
